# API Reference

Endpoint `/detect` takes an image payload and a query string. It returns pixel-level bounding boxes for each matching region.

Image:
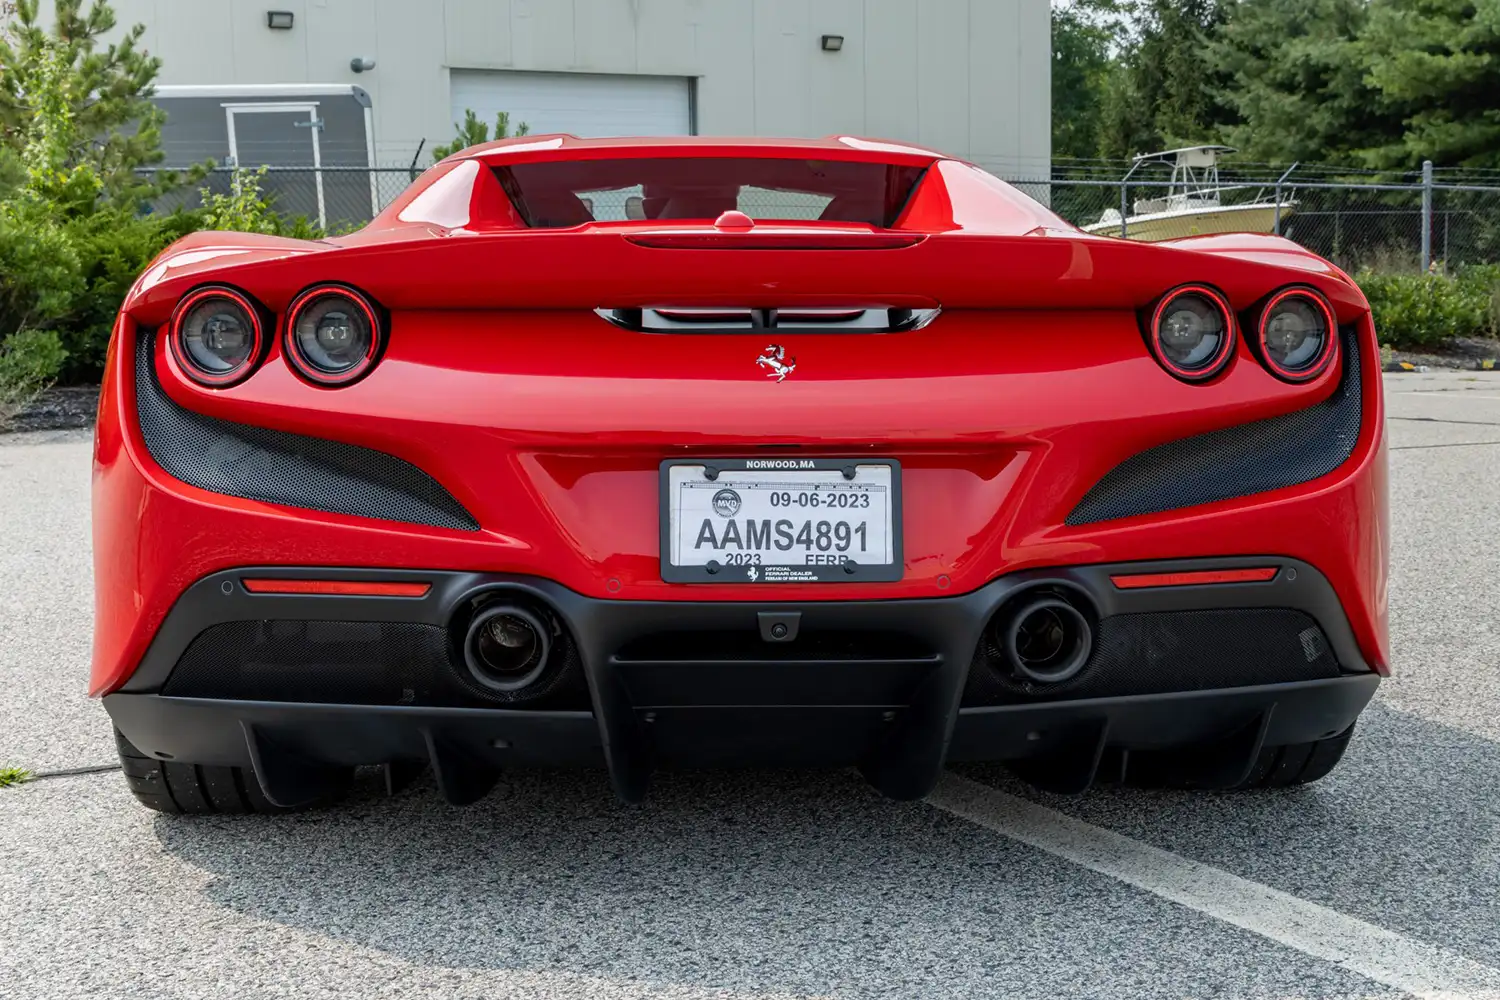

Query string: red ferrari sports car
[94,135,1386,813]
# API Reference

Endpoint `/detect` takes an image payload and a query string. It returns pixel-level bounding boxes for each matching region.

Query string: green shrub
[0,328,68,429]
[198,167,328,240]
[1356,270,1494,349]
[0,200,84,336]
[0,175,333,385]
[3,201,203,384]
[58,207,201,381]
[1456,264,1500,338]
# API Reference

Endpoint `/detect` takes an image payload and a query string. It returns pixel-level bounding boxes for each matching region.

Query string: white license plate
[660,459,902,583]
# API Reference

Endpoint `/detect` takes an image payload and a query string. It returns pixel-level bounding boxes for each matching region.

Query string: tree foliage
[1094,0,1233,159]
[0,0,197,206]
[1359,0,1500,169]
[0,0,330,385]
[1051,0,1129,160]
[1055,0,1500,170]
[1210,0,1403,164]
[431,109,531,162]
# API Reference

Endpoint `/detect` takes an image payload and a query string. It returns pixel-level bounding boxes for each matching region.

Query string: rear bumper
[106,558,1379,804]
[106,676,1377,804]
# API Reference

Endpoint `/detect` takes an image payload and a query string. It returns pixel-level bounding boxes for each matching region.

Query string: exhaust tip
[997,594,1093,685]
[463,604,552,693]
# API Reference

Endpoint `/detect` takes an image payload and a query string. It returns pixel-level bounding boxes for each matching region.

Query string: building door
[224,103,327,230]
[448,70,693,140]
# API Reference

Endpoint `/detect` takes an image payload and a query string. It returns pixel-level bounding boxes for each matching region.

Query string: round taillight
[1147,285,1235,382]
[169,288,263,387]
[284,285,382,386]
[1256,288,1336,382]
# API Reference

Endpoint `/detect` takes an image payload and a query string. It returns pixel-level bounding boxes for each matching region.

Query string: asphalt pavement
[2,372,1499,999]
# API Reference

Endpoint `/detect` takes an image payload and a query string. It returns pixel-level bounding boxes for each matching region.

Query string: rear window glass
[492,157,927,228]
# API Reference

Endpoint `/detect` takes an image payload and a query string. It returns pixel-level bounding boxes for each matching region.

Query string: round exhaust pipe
[462,603,553,693]
[996,592,1093,685]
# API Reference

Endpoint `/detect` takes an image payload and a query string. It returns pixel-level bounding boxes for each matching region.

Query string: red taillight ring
[1255,288,1337,382]
[168,287,264,388]
[283,284,383,387]
[1146,284,1236,383]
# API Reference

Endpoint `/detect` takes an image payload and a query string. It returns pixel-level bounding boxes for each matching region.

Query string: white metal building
[102,0,1050,176]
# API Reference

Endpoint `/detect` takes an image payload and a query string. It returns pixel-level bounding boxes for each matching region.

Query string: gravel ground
[1388,337,1500,372]
[2,373,1499,999]
[5,386,101,434]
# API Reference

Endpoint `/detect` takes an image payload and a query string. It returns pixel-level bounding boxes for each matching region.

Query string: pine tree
[0,0,184,207]
[1357,0,1500,169]
[1210,0,1404,166]
[431,109,532,162]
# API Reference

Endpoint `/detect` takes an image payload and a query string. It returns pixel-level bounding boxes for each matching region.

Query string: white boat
[1083,145,1295,241]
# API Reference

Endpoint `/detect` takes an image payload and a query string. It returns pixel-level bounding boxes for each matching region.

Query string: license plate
[660,458,902,583]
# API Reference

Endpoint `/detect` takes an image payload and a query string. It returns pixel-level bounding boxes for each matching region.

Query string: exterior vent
[133,330,479,531]
[1066,325,1363,525]
[596,306,938,334]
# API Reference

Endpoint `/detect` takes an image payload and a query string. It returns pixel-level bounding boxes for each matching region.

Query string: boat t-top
[1084,145,1295,241]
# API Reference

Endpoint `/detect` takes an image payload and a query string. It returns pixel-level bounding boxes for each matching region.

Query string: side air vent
[133,330,479,531]
[596,306,939,334]
[1067,325,1363,525]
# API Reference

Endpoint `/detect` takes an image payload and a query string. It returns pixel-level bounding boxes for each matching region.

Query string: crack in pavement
[1388,416,1500,427]
[1390,440,1500,451]
[29,763,122,780]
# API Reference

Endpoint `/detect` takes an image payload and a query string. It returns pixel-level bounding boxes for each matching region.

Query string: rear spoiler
[124,228,1367,327]
[123,161,1367,324]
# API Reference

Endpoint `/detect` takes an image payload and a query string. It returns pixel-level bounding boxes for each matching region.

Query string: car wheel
[1128,723,1356,791]
[114,728,348,814]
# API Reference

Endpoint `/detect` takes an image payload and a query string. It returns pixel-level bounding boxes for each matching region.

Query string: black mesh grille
[962,608,1340,706]
[134,331,478,530]
[1067,326,1363,525]
[161,619,588,709]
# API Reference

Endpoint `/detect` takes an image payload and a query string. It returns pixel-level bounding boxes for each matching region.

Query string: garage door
[448,70,692,139]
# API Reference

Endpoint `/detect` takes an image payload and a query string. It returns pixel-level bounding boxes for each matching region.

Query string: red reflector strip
[240,579,431,598]
[1110,568,1279,590]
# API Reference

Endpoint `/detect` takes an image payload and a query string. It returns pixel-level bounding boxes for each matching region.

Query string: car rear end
[94,139,1386,809]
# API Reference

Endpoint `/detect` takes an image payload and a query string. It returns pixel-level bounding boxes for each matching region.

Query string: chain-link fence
[146,161,1500,271]
[143,166,421,233]
[1027,158,1500,272]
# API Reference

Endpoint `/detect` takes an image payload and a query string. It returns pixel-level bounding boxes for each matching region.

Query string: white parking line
[928,773,1500,1000]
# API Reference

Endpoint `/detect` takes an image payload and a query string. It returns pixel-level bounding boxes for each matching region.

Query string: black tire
[114,728,346,814]
[1128,723,1356,791]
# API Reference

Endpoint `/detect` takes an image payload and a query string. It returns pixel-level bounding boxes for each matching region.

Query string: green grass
[0,765,34,788]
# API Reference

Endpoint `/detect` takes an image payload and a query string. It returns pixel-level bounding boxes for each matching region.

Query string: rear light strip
[596,306,938,334]
[240,578,431,598]
[1110,567,1279,590]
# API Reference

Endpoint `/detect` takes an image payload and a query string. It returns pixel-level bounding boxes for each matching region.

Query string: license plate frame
[659,458,903,584]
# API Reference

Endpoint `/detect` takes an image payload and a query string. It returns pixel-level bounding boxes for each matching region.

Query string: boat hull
[1085,203,1294,241]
